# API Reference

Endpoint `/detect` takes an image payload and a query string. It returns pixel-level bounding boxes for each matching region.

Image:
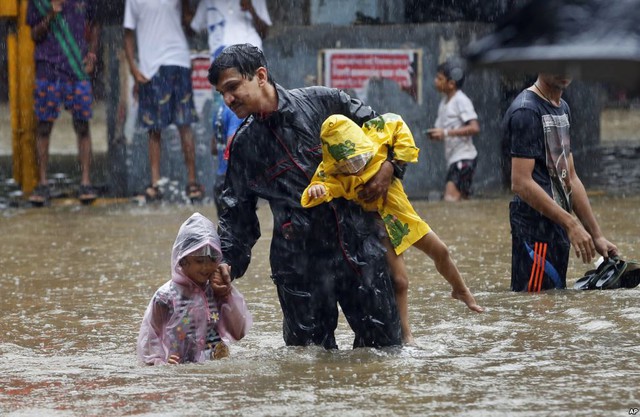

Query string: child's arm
[301,183,331,207]
[138,301,175,365]
[307,184,327,200]
[216,287,253,342]
[428,120,480,141]
[300,165,350,208]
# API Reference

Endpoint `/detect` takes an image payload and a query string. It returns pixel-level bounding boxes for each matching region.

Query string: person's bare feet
[451,288,484,313]
[403,332,416,346]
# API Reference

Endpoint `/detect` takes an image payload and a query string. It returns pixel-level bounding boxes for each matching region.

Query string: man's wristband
[385,146,406,179]
[389,160,406,180]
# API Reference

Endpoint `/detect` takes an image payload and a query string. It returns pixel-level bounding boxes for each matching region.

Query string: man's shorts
[511,232,570,292]
[137,65,198,131]
[34,79,93,122]
[446,158,477,197]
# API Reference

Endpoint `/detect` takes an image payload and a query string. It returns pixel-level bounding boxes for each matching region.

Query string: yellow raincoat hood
[320,115,379,173]
[303,113,428,255]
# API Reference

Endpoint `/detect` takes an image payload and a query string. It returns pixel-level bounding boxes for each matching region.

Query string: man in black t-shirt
[503,73,618,292]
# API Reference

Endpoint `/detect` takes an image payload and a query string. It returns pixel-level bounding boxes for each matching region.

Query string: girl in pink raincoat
[137,212,252,365]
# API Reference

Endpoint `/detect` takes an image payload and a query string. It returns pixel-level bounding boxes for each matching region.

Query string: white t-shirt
[123,0,192,79]
[190,0,272,61]
[434,90,479,166]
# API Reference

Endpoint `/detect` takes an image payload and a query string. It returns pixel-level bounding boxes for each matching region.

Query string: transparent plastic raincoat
[137,213,252,365]
[301,114,431,255]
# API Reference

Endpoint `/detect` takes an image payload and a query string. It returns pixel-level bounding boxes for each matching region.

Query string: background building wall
[261,22,601,198]
[0,0,607,199]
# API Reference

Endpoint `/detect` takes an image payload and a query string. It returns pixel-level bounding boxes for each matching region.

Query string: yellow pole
[8,29,19,179]
[7,0,37,193]
[0,0,18,16]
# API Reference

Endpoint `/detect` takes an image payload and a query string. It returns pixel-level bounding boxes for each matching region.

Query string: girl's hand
[167,354,180,365]
[211,264,232,300]
[308,185,326,199]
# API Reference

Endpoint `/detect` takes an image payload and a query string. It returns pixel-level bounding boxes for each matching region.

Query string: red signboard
[320,49,422,103]
[191,53,213,117]
[192,56,212,91]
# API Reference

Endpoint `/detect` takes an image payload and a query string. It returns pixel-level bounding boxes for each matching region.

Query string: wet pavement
[0,196,638,416]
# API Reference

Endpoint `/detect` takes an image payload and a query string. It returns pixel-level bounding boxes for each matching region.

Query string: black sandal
[144,184,162,202]
[186,182,204,201]
[29,184,51,207]
[78,184,98,205]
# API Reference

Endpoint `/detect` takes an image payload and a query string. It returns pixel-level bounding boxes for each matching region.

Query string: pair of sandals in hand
[574,256,640,290]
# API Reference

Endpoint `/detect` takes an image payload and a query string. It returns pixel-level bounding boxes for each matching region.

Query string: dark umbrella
[465,0,640,92]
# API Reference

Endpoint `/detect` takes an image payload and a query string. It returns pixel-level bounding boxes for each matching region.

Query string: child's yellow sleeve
[300,177,350,207]
[384,114,420,163]
[300,166,349,208]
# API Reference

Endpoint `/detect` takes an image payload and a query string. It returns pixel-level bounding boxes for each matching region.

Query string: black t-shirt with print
[503,89,573,242]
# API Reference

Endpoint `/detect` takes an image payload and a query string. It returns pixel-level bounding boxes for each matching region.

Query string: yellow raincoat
[301,113,431,255]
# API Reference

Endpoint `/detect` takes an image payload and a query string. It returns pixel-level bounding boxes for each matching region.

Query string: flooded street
[0,195,639,416]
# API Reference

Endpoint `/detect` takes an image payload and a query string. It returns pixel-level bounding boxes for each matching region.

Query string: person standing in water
[302,113,483,343]
[427,59,481,202]
[137,212,251,365]
[208,43,403,349]
[504,73,618,292]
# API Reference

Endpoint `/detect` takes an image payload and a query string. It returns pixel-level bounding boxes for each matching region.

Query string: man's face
[215,68,262,118]
[541,73,573,90]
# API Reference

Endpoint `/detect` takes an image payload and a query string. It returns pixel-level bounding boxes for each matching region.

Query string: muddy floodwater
[0,195,639,417]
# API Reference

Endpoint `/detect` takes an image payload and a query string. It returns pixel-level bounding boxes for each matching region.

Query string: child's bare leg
[414,232,484,313]
[382,237,414,344]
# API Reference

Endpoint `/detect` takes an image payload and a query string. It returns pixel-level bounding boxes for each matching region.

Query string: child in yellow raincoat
[301,113,483,343]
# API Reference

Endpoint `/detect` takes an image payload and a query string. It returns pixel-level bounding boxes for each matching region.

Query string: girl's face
[180,256,219,286]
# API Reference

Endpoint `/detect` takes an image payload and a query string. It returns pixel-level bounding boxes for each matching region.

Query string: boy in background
[427,59,480,202]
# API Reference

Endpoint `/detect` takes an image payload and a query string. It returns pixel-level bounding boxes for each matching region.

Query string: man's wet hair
[208,43,275,86]
[437,58,466,89]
